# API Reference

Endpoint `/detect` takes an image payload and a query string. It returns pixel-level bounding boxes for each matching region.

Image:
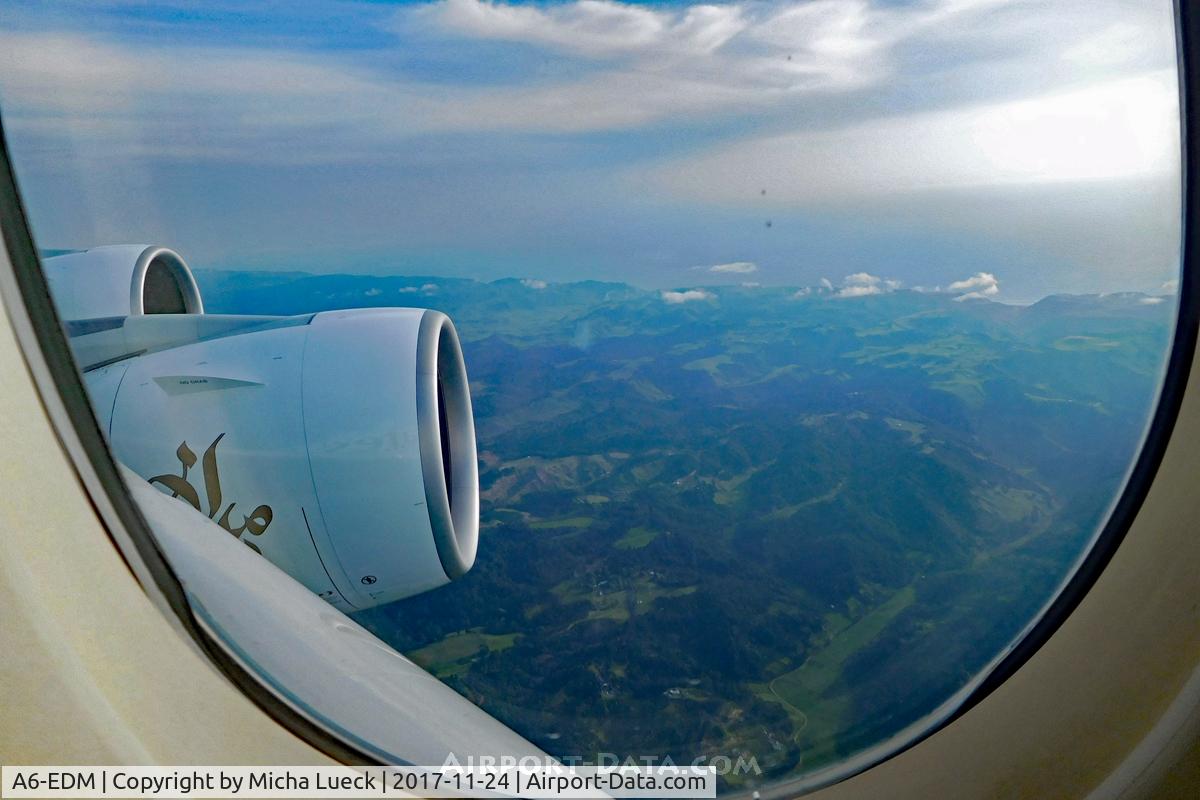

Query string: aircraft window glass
[0,0,1184,793]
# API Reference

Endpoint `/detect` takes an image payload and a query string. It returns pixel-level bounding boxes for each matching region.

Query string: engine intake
[44,245,203,319]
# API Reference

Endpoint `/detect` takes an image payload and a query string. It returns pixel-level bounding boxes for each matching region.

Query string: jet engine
[70,252,478,611]
[43,245,204,319]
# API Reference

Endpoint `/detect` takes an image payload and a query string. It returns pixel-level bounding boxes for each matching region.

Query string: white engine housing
[85,308,479,610]
[44,245,203,319]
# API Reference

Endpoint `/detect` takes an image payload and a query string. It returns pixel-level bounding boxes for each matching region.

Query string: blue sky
[0,0,1183,302]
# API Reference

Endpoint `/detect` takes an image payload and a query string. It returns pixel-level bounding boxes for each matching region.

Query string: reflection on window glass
[0,0,1182,791]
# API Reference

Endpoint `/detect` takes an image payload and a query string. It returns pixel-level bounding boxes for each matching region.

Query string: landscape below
[199,270,1174,791]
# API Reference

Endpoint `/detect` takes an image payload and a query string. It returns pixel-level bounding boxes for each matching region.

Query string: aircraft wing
[125,464,542,765]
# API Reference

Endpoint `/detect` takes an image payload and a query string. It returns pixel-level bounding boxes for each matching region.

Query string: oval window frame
[0,4,1196,791]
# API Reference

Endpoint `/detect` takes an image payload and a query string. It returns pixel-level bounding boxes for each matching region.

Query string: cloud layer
[946,272,1000,300]
[0,0,1177,152]
[833,272,902,298]
[427,0,747,58]
[0,0,1181,299]
[707,261,758,274]
[662,289,715,304]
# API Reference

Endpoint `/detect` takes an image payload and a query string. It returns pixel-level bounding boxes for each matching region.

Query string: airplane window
[0,0,1185,794]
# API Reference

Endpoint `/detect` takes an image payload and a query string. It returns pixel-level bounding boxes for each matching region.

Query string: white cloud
[1162,278,1179,293]
[819,278,834,291]
[844,272,880,287]
[364,287,382,296]
[707,261,757,274]
[416,0,878,111]
[417,0,1174,133]
[836,284,883,298]
[915,272,1001,301]
[426,0,746,58]
[661,288,714,304]
[0,0,1176,152]
[833,271,901,298]
[947,272,999,296]
[1140,296,1166,305]
[521,278,548,289]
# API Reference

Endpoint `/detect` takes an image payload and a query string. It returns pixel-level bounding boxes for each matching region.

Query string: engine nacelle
[85,308,479,610]
[44,245,204,319]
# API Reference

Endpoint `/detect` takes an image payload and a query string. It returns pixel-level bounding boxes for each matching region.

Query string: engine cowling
[44,245,204,319]
[84,307,479,610]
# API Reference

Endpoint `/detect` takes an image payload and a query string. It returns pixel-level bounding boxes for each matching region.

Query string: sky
[0,0,1183,302]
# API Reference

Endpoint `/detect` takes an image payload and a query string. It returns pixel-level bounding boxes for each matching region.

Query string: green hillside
[203,271,1173,790]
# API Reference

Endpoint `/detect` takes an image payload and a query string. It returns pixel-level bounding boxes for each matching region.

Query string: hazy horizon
[190,262,1180,308]
[36,246,1184,308]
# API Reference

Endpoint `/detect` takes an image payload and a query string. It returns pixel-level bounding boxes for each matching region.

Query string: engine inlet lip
[415,309,479,579]
[131,245,204,315]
